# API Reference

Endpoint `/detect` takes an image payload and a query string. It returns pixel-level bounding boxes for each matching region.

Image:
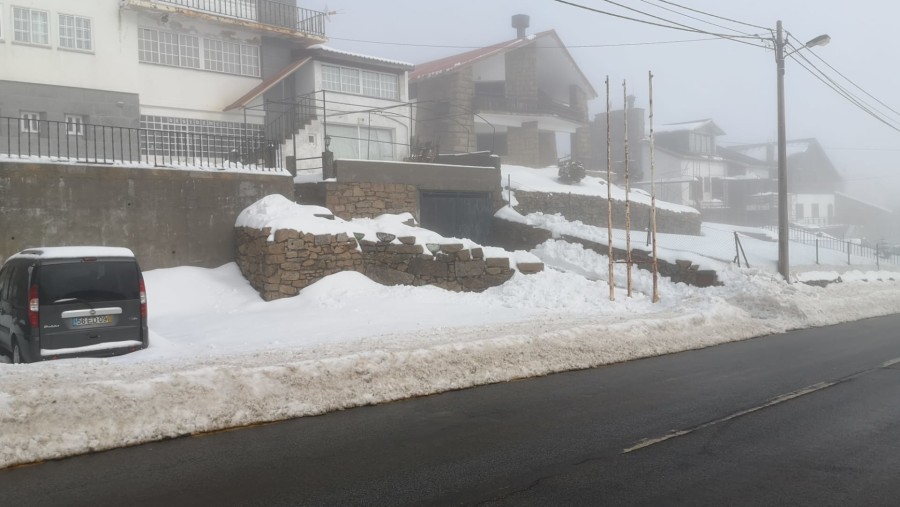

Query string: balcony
[124,0,327,41]
[473,92,586,124]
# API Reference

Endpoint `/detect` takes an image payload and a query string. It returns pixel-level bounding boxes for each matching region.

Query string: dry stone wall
[325,182,418,220]
[514,190,701,235]
[236,227,541,301]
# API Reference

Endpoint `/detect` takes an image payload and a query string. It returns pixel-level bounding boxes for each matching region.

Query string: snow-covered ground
[2,165,899,469]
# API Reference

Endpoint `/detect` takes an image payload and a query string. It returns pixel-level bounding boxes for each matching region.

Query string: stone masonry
[236,227,543,301]
[513,190,702,235]
[325,181,418,220]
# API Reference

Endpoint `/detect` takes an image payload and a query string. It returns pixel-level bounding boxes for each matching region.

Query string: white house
[0,0,413,170]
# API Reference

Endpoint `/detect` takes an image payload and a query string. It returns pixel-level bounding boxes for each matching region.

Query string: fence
[764,225,900,266]
[0,116,283,171]
[155,0,327,37]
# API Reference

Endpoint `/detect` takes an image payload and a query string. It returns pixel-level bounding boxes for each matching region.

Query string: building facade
[409,16,596,168]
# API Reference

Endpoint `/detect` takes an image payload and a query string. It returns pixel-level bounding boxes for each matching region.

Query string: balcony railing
[154,0,326,37]
[473,93,586,123]
[0,116,283,171]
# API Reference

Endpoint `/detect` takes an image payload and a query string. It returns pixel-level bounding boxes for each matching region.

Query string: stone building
[408,15,597,168]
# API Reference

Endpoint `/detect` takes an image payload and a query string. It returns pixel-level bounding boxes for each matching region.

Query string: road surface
[3,314,900,506]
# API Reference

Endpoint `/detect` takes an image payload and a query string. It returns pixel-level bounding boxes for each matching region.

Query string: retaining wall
[513,190,702,235]
[235,226,542,301]
[0,161,293,269]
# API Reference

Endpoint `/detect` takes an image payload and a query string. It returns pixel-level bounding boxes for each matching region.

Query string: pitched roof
[224,56,312,112]
[307,45,414,70]
[409,30,597,98]
[654,119,726,136]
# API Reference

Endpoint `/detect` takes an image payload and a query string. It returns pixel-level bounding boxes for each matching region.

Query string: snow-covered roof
[9,246,136,261]
[307,44,415,69]
[654,119,725,136]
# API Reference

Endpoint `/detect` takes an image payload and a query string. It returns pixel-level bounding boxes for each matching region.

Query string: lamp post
[774,21,830,282]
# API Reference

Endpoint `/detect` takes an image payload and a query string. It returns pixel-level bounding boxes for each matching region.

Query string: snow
[7,246,135,261]
[2,166,899,469]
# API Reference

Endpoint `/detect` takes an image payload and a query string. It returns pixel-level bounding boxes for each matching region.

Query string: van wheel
[12,341,24,364]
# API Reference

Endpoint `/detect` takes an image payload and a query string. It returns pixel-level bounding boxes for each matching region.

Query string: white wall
[793,193,835,225]
[0,0,264,123]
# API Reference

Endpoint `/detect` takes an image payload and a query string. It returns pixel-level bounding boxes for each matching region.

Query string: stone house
[408,15,597,168]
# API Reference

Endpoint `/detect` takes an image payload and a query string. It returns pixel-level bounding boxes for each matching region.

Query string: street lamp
[774,20,830,283]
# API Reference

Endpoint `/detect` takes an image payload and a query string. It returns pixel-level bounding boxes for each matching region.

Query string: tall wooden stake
[623,80,633,298]
[649,71,660,303]
[606,76,615,302]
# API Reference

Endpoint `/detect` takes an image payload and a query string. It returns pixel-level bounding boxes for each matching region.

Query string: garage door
[419,191,493,245]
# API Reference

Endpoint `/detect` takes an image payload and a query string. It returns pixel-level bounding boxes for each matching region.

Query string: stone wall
[325,181,418,220]
[490,217,718,288]
[235,226,543,301]
[513,190,701,235]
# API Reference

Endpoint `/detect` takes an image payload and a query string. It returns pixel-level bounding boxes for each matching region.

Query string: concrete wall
[335,159,502,194]
[0,161,293,269]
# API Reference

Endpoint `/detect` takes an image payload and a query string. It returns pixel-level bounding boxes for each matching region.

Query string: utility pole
[775,20,790,283]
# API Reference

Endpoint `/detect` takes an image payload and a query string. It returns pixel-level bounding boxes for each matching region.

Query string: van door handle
[89,334,100,339]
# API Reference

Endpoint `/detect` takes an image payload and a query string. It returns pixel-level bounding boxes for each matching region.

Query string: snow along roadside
[2,280,900,468]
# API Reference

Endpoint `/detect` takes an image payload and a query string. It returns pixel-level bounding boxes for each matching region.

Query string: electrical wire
[635,0,756,37]
[652,0,769,31]
[788,49,900,133]
[786,33,900,122]
[553,0,769,49]
[326,35,725,49]
[593,0,764,41]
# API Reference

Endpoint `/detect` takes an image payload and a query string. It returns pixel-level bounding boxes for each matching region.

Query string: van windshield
[38,261,140,304]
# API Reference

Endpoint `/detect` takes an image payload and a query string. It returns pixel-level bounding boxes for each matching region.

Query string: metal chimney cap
[512,14,530,37]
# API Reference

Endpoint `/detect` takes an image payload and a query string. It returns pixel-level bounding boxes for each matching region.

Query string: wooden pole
[649,71,659,303]
[623,80,633,298]
[606,76,615,302]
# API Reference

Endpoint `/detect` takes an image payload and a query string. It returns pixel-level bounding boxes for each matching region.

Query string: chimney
[626,95,636,109]
[512,14,530,38]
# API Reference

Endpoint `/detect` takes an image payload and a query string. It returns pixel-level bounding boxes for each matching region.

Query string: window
[65,114,84,136]
[328,124,394,161]
[139,115,264,159]
[204,38,259,76]
[59,14,92,51]
[138,28,200,69]
[322,65,401,100]
[811,203,820,219]
[795,203,804,219]
[20,111,40,133]
[13,6,49,45]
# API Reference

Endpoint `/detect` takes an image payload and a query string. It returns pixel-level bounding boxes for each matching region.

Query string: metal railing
[0,116,283,171]
[155,0,326,37]
[763,224,900,266]
[473,93,586,123]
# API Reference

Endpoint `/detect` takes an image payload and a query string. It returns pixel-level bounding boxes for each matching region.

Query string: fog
[308,0,900,211]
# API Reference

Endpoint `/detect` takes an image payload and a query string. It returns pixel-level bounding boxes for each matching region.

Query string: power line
[788,50,900,133]
[786,33,900,122]
[553,0,769,49]
[327,35,725,49]
[652,0,769,31]
[594,0,763,42]
[636,0,756,37]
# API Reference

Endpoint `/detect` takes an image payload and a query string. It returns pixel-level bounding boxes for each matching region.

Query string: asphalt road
[4,314,900,506]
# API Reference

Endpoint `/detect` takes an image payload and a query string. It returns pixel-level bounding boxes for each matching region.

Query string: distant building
[409,15,597,168]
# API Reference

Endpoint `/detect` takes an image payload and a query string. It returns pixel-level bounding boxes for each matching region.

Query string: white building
[0,0,412,169]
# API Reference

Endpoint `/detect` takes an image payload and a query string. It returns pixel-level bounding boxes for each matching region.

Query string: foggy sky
[308,0,900,209]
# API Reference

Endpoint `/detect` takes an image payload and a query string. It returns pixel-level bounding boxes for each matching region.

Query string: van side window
[0,266,10,300]
[7,266,22,307]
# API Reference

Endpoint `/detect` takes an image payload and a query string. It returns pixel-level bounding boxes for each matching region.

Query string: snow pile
[2,169,899,468]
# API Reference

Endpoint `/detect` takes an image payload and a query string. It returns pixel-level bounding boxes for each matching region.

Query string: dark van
[0,247,148,363]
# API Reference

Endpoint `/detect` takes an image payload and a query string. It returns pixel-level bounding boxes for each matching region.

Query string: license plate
[71,315,114,327]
